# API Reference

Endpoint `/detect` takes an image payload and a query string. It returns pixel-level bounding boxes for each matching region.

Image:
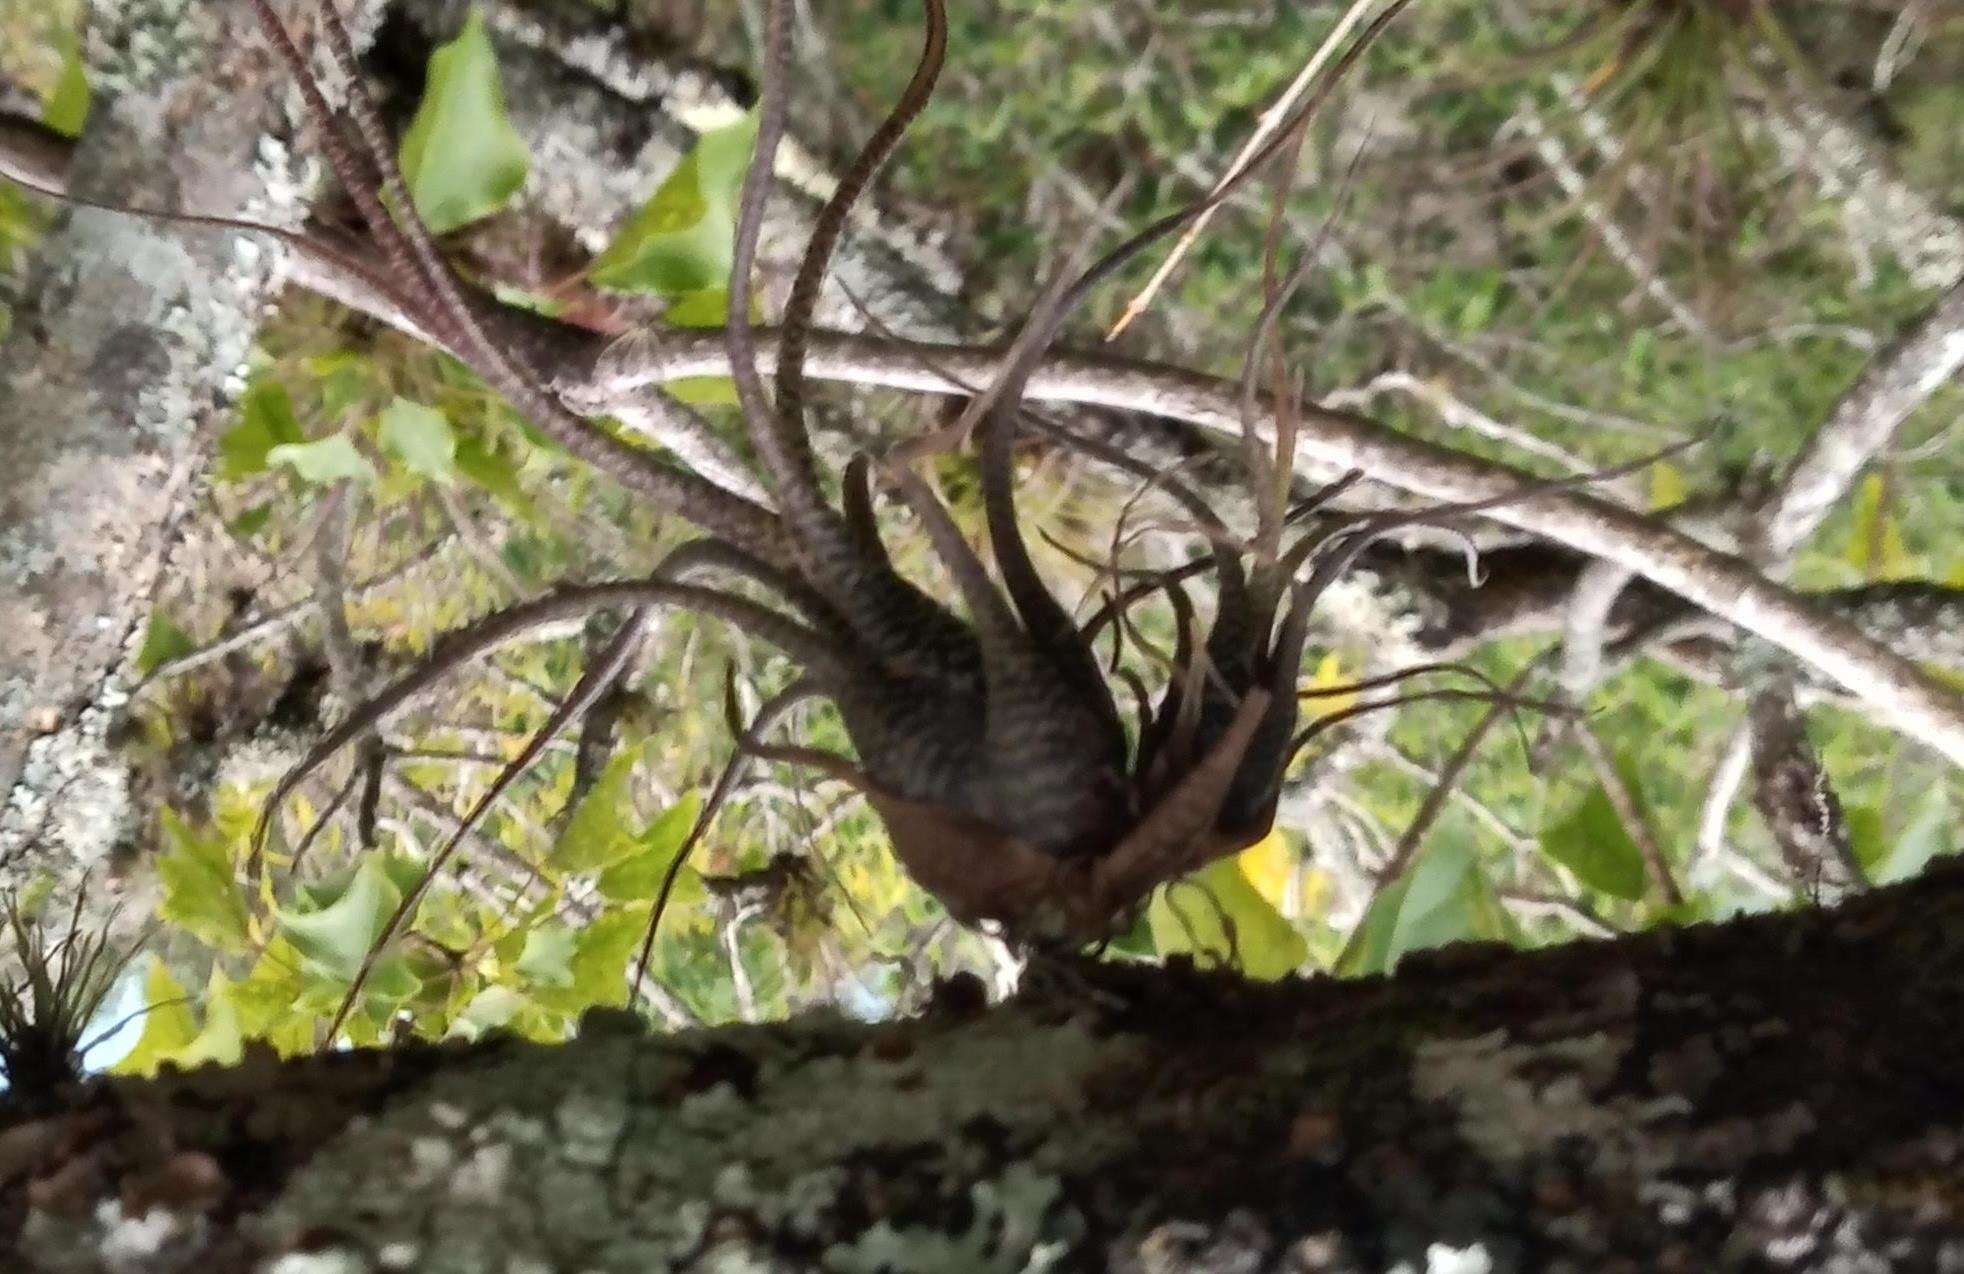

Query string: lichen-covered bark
[11,857,1964,1272]
[0,0,315,901]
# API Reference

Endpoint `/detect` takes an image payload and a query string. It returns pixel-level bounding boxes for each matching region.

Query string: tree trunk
[0,0,315,914]
[7,857,1964,1272]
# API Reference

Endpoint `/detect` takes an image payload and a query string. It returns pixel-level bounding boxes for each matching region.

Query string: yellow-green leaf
[1649,460,1687,511]
[173,969,244,1070]
[595,793,704,902]
[550,746,651,873]
[154,809,250,954]
[398,10,531,234]
[110,962,198,1077]
[1845,473,1916,581]
[41,30,90,139]
[1148,857,1306,980]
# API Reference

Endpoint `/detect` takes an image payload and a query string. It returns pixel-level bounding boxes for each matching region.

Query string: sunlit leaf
[1301,653,1361,722]
[378,398,458,484]
[1649,461,1687,511]
[1148,856,1306,980]
[110,962,197,1077]
[229,940,314,1056]
[1235,829,1294,910]
[154,809,250,954]
[173,969,244,1070]
[551,746,651,873]
[268,434,377,487]
[398,10,531,234]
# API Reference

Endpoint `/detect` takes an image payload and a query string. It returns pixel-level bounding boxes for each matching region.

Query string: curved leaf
[399,9,531,234]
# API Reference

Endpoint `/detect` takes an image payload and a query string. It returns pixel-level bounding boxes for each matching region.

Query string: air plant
[109,0,1642,1030]
[1506,0,1817,254]
[0,880,141,1109]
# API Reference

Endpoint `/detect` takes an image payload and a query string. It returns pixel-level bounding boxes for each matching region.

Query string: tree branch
[1754,275,1964,569]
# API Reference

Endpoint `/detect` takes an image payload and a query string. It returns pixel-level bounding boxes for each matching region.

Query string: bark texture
[0,1,315,907]
[8,857,1964,1272]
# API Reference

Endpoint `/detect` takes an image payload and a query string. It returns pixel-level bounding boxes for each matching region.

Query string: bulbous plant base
[873,690,1273,945]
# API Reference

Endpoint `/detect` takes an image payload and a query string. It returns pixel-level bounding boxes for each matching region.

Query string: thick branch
[14,859,1964,1267]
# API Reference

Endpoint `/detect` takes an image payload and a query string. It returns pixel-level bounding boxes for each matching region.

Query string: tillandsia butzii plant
[9,0,1663,1032]
[0,879,144,1111]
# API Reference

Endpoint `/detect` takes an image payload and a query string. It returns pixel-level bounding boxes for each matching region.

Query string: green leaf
[110,962,198,1077]
[515,921,578,990]
[448,985,527,1041]
[594,793,704,902]
[398,10,531,235]
[42,30,91,139]
[226,503,273,541]
[378,398,458,484]
[1847,803,1888,875]
[1649,461,1687,511]
[455,438,537,523]
[1845,473,1916,581]
[136,613,196,676]
[557,909,651,1010]
[1871,789,1952,885]
[154,809,250,954]
[1337,828,1489,977]
[173,969,244,1070]
[218,380,305,479]
[591,114,758,295]
[1540,781,1648,901]
[1388,828,1483,955]
[267,434,377,487]
[550,747,650,873]
[1147,857,1306,980]
[275,855,407,982]
[307,351,374,420]
[229,940,313,1056]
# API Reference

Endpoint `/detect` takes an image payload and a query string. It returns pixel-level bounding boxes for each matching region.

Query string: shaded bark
[9,856,1964,1271]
